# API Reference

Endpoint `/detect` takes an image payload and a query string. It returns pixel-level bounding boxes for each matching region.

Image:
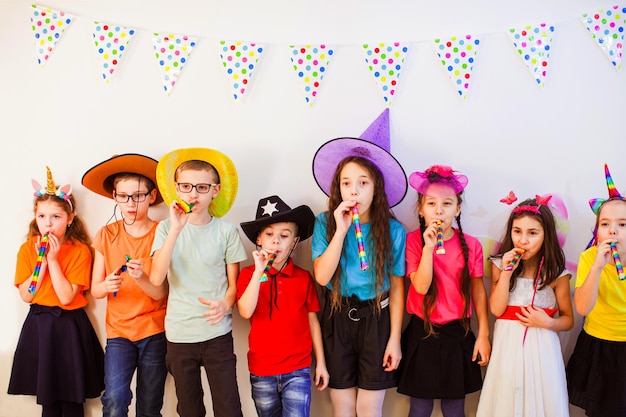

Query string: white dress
[476,260,570,417]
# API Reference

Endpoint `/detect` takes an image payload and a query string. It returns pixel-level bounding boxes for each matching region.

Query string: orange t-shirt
[15,236,92,310]
[93,221,167,341]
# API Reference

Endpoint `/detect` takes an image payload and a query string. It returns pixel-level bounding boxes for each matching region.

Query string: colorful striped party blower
[505,249,525,271]
[610,242,626,280]
[114,255,132,297]
[352,206,369,271]
[29,234,49,296]
[259,252,277,282]
[435,221,445,254]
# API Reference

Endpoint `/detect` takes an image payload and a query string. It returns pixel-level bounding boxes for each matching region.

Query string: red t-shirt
[237,260,321,376]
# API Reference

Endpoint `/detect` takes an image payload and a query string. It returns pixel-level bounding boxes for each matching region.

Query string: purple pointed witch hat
[311,109,407,207]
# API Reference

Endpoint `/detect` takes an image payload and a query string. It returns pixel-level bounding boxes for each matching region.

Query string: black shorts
[320,293,396,390]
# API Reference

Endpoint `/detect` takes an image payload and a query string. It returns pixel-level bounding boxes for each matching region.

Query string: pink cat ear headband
[32,166,73,211]
[500,191,551,214]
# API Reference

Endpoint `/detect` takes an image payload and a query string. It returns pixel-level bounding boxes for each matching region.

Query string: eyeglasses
[176,183,217,194]
[114,191,151,203]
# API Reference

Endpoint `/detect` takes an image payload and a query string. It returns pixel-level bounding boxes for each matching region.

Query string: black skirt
[567,329,626,417]
[8,304,105,405]
[397,315,482,399]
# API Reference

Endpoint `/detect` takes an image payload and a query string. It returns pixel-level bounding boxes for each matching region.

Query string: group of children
[8,112,626,417]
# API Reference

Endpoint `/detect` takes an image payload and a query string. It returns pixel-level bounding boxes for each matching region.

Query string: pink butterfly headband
[32,166,73,211]
[500,191,551,214]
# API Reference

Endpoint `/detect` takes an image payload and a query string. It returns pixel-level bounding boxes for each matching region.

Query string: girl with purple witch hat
[567,164,626,417]
[311,109,407,417]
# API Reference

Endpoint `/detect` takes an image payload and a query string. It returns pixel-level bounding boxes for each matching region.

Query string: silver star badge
[261,199,278,216]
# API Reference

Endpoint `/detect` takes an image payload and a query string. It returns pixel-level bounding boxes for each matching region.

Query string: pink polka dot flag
[289,44,334,106]
[581,5,626,70]
[433,35,481,99]
[508,23,555,87]
[30,4,75,68]
[362,43,408,106]
[152,33,198,95]
[219,41,265,102]
[92,22,136,84]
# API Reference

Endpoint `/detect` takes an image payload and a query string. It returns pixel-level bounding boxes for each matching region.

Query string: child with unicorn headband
[8,166,104,417]
[567,164,626,417]
[476,192,573,417]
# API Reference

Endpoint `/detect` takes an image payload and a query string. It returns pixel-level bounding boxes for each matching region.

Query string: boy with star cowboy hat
[149,147,247,417]
[237,195,328,417]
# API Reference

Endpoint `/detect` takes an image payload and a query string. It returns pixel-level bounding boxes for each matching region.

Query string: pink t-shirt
[405,228,484,325]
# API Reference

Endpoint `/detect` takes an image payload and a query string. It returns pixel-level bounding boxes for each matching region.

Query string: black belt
[345,296,389,322]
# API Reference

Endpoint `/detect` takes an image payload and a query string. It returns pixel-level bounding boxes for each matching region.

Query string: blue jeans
[101,333,167,417]
[250,367,312,417]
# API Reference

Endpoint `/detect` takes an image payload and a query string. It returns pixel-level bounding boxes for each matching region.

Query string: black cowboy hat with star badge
[240,195,315,243]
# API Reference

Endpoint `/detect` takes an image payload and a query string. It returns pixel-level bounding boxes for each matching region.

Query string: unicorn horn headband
[500,191,551,214]
[589,163,624,214]
[32,166,73,211]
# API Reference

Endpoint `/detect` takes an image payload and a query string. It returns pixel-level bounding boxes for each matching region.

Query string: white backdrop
[1,0,623,415]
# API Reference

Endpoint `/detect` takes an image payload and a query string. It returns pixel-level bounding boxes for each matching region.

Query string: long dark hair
[418,192,471,337]
[497,198,565,291]
[325,156,395,315]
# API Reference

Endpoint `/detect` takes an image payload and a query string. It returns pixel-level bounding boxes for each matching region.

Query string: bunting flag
[362,43,408,106]
[218,41,265,102]
[508,23,555,87]
[92,22,136,83]
[433,35,481,99]
[152,33,198,95]
[30,4,75,67]
[581,5,626,70]
[289,44,334,106]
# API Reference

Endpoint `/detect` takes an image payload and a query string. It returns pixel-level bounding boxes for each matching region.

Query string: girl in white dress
[476,194,574,417]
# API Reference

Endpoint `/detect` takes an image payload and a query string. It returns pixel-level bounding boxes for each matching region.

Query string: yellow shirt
[577,246,626,341]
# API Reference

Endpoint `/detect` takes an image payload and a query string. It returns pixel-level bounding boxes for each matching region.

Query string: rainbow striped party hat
[589,163,624,214]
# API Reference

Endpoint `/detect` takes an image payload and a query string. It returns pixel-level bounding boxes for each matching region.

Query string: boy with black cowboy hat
[237,195,329,417]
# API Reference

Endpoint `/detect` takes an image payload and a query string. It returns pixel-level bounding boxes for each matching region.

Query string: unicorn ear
[32,179,44,197]
[56,184,72,200]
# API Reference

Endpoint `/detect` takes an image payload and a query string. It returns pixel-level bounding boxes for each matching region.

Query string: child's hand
[502,248,524,273]
[382,337,402,372]
[315,363,329,391]
[44,233,60,263]
[333,200,355,236]
[125,258,143,280]
[169,201,190,231]
[473,335,491,366]
[422,220,439,248]
[104,271,123,294]
[516,305,552,329]
[252,249,271,272]
[594,239,616,269]
[199,297,227,325]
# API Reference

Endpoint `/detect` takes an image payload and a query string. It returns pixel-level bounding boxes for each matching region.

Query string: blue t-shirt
[311,212,406,301]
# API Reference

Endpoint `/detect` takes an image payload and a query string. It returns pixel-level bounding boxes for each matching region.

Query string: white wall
[0,0,621,415]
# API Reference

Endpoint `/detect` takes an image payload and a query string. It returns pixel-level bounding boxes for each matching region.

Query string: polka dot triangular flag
[581,5,626,70]
[507,23,556,87]
[218,41,265,102]
[362,43,408,106]
[433,35,481,99]
[152,33,198,95]
[92,22,136,84]
[289,44,334,106]
[30,4,75,68]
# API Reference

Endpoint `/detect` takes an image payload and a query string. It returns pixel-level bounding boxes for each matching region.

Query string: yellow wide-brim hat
[156,147,238,218]
[82,153,163,205]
